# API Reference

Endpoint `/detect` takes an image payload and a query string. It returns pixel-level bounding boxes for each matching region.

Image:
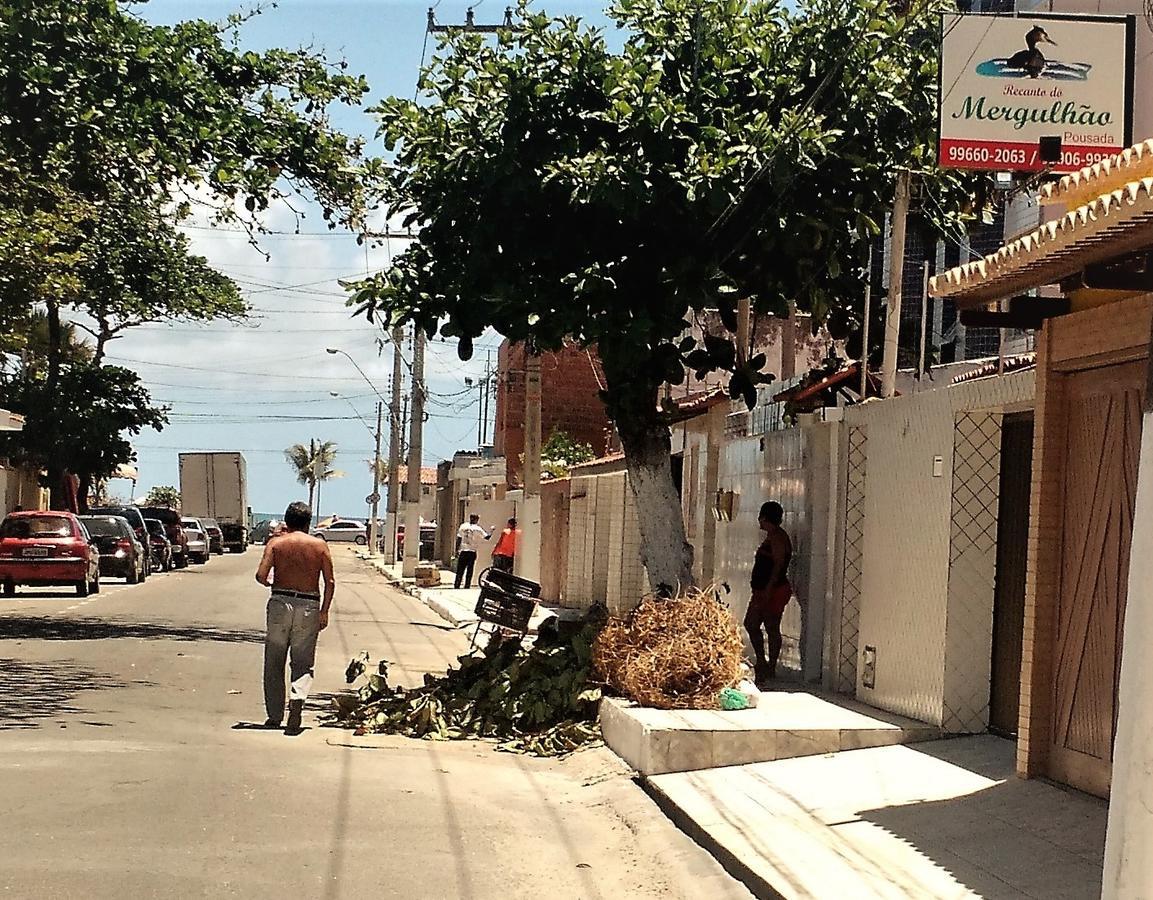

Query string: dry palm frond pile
[592,587,744,710]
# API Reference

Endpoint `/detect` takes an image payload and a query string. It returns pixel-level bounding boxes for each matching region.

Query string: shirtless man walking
[255,501,335,736]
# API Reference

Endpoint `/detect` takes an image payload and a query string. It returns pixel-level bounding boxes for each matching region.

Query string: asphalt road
[0,546,750,900]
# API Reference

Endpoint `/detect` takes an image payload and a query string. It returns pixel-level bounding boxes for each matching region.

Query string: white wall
[844,370,1035,729]
[713,421,839,682]
[0,465,44,516]
[564,470,646,614]
[1103,415,1153,897]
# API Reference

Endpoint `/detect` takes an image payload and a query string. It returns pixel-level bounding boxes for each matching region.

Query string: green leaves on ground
[330,621,605,757]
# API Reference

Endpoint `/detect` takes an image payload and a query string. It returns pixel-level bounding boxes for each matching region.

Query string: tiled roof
[568,452,625,472]
[929,173,1153,307]
[950,353,1037,385]
[1039,139,1153,209]
[397,465,439,485]
[667,388,728,422]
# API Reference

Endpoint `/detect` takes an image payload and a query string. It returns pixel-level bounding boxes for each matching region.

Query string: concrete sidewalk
[647,734,1106,899]
[359,554,557,634]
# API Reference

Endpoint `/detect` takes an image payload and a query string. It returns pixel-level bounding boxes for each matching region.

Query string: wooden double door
[1047,359,1145,797]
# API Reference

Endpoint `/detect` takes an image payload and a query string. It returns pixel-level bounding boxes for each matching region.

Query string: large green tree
[0,0,380,505]
[0,364,168,512]
[75,197,247,363]
[348,0,976,590]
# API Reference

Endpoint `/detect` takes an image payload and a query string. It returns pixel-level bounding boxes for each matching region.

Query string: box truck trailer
[179,452,249,553]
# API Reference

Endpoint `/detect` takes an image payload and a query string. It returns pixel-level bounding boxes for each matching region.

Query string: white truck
[179,452,249,553]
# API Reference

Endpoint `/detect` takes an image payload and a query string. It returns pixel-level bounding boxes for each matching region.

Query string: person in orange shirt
[491,517,517,572]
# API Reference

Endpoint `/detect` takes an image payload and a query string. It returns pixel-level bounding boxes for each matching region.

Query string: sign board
[365,492,381,505]
[939,13,1134,172]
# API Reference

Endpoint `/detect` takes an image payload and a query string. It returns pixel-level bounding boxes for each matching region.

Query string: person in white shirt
[454,515,492,589]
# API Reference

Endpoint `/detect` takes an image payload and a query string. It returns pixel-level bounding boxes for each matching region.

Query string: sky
[112,0,617,517]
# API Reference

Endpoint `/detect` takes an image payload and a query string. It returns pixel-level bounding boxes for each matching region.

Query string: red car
[0,511,101,597]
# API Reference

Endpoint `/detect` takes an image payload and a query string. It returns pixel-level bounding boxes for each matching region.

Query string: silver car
[181,518,211,564]
[312,520,368,545]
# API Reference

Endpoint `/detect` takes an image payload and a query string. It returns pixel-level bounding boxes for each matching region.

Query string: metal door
[989,413,1033,737]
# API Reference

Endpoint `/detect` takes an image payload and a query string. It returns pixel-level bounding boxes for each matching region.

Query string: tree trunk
[603,362,694,596]
[307,479,316,512]
[92,316,116,365]
[77,473,92,514]
[45,298,65,510]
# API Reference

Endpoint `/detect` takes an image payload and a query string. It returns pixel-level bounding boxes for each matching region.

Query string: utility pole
[519,348,543,582]
[428,6,516,34]
[736,298,751,366]
[400,395,410,456]
[482,351,493,446]
[402,328,426,578]
[368,401,383,556]
[918,261,931,379]
[860,245,874,399]
[385,326,404,565]
[881,170,912,398]
[781,299,797,382]
[313,441,324,520]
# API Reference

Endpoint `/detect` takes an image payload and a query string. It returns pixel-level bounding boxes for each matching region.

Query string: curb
[356,551,556,635]
[640,778,783,900]
[357,552,477,629]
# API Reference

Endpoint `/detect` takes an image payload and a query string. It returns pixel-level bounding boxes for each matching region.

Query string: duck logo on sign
[975,25,1090,81]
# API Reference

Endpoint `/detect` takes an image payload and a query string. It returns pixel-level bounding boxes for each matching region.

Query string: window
[1,516,73,538]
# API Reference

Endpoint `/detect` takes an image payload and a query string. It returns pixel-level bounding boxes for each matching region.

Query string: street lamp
[326,349,385,556]
[326,347,387,404]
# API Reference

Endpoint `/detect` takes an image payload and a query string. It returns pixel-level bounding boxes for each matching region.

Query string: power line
[168,414,365,421]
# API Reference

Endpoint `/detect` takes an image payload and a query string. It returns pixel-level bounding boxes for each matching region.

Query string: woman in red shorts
[745,501,793,686]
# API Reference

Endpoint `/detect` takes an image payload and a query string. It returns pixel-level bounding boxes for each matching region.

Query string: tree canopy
[347,0,979,589]
[285,440,342,511]
[0,364,168,511]
[0,0,378,228]
[144,485,182,509]
[0,0,381,506]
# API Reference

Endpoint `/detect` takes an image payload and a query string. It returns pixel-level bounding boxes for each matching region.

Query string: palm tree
[284,439,341,513]
[7,311,94,374]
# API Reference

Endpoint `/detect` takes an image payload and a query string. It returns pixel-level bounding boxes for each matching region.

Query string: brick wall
[494,342,611,487]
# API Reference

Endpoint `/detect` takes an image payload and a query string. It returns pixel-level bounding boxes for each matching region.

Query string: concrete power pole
[518,349,543,582]
[860,244,874,399]
[385,326,404,565]
[401,328,426,578]
[368,401,383,556]
[881,170,912,398]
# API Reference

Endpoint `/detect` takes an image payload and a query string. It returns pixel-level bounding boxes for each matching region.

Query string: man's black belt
[271,588,320,600]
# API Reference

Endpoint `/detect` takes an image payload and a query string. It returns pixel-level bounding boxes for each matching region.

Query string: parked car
[138,506,188,569]
[143,518,173,572]
[200,517,225,555]
[79,515,147,583]
[249,519,281,545]
[181,517,211,564]
[395,523,437,560]
[312,519,368,544]
[0,511,100,596]
[88,506,153,578]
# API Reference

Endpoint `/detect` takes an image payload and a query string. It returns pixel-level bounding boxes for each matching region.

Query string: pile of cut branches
[593,588,744,710]
[328,619,604,757]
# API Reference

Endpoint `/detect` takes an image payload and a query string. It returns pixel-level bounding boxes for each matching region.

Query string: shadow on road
[0,658,126,729]
[0,616,265,644]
